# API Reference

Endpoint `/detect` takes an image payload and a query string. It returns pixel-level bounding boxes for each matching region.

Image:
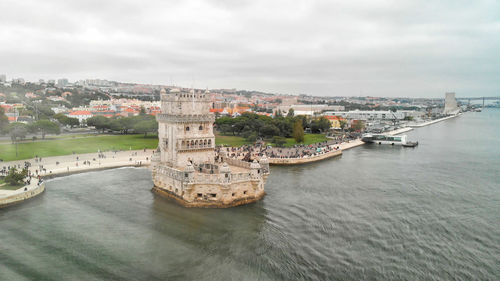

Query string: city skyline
[1,0,499,98]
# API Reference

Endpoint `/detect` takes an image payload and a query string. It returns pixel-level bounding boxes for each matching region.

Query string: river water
[1,110,499,281]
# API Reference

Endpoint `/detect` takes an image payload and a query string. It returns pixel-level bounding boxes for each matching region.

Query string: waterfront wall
[151,158,267,208]
[269,149,342,165]
[0,182,45,208]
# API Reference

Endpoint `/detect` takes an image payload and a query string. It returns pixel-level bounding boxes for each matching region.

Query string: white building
[323,110,415,121]
[66,110,93,123]
[275,104,345,116]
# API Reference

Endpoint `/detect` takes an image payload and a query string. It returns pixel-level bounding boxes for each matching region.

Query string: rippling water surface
[1,110,499,280]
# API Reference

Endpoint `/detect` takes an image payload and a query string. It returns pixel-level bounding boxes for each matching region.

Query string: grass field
[214,135,251,147]
[0,178,22,190]
[281,134,328,147]
[216,133,328,147]
[0,134,159,161]
[0,133,329,161]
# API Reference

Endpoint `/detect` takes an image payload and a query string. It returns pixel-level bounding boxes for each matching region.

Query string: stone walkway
[1,149,154,184]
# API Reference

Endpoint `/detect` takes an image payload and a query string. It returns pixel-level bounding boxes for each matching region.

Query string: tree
[53,113,79,128]
[133,119,158,137]
[286,108,295,118]
[32,120,60,139]
[7,123,28,157]
[310,117,331,133]
[66,117,80,127]
[261,124,280,138]
[86,116,109,133]
[0,107,9,134]
[4,167,28,186]
[8,122,28,143]
[271,136,287,147]
[351,120,365,132]
[339,119,348,131]
[292,120,304,143]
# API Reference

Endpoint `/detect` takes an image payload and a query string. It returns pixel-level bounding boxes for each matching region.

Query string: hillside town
[0,74,470,140]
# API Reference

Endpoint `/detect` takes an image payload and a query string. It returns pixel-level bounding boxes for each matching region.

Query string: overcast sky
[1,0,499,97]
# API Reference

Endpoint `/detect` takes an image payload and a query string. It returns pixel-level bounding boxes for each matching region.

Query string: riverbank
[268,149,342,165]
[0,149,154,207]
[408,114,460,128]
[0,179,45,208]
[268,126,413,165]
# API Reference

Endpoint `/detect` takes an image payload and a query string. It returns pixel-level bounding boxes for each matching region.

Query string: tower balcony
[156,114,215,123]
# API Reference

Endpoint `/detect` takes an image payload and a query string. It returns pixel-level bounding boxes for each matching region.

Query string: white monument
[443,92,460,115]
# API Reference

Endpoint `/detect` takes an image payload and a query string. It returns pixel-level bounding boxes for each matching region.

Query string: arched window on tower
[208,139,212,147]
[186,126,190,131]
[199,125,203,130]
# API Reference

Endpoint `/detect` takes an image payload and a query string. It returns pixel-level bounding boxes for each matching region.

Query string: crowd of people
[216,132,361,161]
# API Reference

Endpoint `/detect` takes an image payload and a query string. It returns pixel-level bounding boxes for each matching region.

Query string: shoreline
[0,179,45,208]
[408,114,460,128]
[268,126,414,165]
[0,149,153,208]
[0,114,461,208]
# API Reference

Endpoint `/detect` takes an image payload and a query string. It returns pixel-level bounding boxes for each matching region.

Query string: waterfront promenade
[0,178,45,208]
[408,114,460,128]
[0,149,154,207]
[266,127,414,165]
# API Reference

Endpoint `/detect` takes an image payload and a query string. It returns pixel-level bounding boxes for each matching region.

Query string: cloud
[0,0,499,97]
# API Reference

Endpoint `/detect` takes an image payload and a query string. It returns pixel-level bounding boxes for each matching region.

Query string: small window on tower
[199,125,203,130]
[186,126,190,131]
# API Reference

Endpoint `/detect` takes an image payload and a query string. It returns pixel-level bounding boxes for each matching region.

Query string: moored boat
[361,134,418,147]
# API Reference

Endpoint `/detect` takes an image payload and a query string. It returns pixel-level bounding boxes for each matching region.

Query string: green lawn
[287,134,328,147]
[0,134,98,145]
[0,179,23,190]
[266,133,328,147]
[0,133,328,161]
[215,135,250,147]
[215,133,327,147]
[0,134,159,161]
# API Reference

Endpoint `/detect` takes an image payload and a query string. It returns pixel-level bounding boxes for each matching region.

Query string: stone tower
[157,88,215,168]
[151,88,269,208]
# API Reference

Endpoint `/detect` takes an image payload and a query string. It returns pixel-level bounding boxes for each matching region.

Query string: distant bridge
[455,97,500,101]
[455,96,499,107]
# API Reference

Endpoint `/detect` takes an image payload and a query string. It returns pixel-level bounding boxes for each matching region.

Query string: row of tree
[215,110,332,143]
[4,120,61,142]
[86,115,158,137]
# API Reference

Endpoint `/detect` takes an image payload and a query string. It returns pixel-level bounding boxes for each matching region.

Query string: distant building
[324,110,407,121]
[0,74,6,83]
[443,92,460,115]
[12,78,25,84]
[275,104,345,116]
[324,115,345,129]
[57,78,69,87]
[66,110,93,123]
